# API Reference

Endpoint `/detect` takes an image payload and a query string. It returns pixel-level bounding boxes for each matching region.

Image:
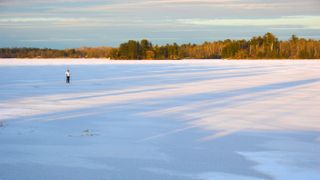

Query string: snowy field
[0,59,320,180]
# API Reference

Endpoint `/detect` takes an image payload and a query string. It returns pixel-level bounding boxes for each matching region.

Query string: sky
[0,0,320,49]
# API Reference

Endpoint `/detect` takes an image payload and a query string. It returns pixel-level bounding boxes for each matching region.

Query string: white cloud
[0,17,88,23]
[2,15,320,30]
[0,17,169,27]
[177,16,320,29]
[56,0,320,13]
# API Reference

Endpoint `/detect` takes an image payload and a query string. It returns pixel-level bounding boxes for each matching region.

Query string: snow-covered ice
[0,59,320,180]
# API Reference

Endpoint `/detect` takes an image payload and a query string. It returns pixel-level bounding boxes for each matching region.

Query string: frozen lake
[0,59,320,180]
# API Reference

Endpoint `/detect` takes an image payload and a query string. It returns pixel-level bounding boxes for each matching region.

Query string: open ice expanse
[0,59,320,180]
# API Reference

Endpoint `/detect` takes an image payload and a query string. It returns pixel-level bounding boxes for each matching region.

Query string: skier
[65,68,71,84]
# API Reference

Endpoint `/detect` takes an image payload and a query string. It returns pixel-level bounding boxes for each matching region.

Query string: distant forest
[1,33,320,59]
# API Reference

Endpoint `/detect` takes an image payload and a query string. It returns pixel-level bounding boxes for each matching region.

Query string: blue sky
[0,0,320,49]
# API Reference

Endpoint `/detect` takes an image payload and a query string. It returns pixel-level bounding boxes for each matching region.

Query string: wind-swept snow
[0,59,320,180]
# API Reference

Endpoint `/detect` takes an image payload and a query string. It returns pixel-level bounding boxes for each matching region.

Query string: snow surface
[0,59,320,180]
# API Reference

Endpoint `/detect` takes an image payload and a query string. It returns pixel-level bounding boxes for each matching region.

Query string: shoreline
[0,59,320,66]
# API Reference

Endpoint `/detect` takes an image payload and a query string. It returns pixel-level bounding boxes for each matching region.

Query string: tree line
[0,47,114,59]
[1,33,320,59]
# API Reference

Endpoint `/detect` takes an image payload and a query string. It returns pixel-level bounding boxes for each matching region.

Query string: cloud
[56,0,319,13]
[0,0,96,6]
[177,16,320,29]
[0,17,170,27]
[2,15,320,30]
[0,17,88,23]
[0,17,96,27]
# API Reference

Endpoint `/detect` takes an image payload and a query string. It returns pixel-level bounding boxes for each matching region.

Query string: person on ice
[65,68,71,84]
